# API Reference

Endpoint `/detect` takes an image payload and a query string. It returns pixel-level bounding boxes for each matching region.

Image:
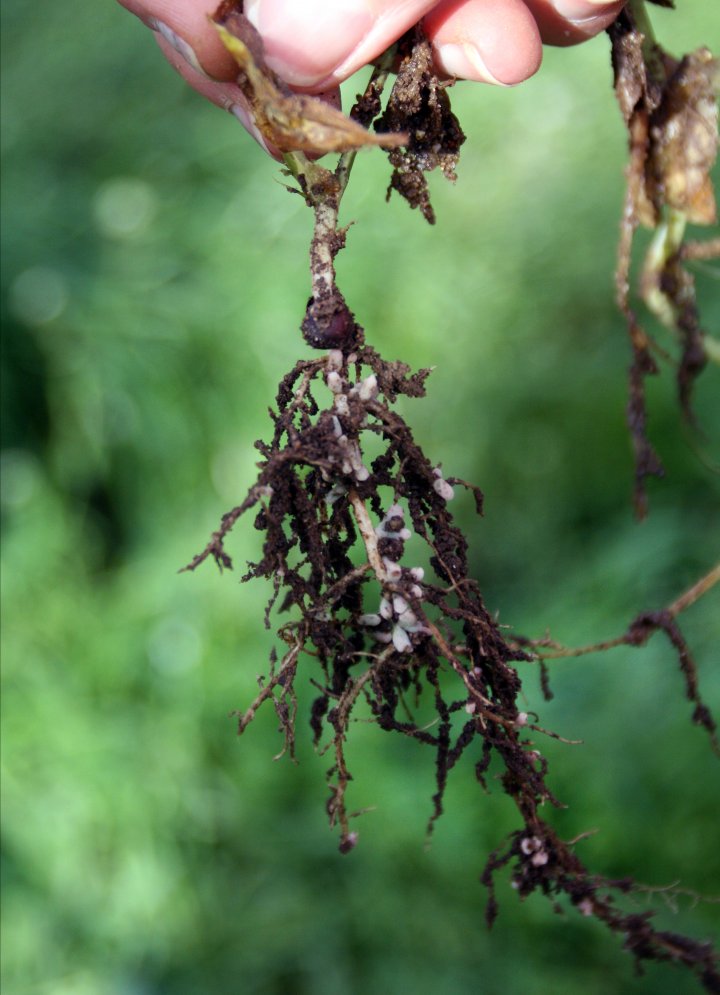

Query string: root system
[186,4,720,990]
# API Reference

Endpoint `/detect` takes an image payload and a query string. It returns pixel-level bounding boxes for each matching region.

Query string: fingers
[241,0,620,90]
[243,0,441,90]
[118,0,627,160]
[424,0,543,86]
[119,0,443,91]
[120,0,626,97]
[423,0,624,85]
[522,0,627,47]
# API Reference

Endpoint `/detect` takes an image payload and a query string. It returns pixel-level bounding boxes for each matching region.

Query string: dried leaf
[646,49,719,225]
[212,10,407,153]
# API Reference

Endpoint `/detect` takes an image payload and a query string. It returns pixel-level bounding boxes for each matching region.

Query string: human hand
[118,0,626,154]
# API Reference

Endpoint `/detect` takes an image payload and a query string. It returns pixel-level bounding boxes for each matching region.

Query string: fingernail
[551,0,614,24]
[230,104,273,155]
[148,18,215,80]
[245,0,373,88]
[435,43,506,86]
[230,103,255,134]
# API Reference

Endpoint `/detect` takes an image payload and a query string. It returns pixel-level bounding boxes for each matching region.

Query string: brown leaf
[212,8,407,154]
[647,48,719,225]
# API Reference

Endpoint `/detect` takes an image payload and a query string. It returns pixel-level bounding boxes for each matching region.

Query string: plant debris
[376,27,466,223]
[609,7,719,517]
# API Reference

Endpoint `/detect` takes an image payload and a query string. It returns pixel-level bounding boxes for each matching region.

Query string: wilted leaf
[212,5,407,154]
[647,48,719,225]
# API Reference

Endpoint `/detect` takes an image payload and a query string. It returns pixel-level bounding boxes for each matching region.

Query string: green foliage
[2,2,718,993]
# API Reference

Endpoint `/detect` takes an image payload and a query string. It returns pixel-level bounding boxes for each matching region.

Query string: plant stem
[287,51,399,348]
[667,562,720,618]
[627,0,664,82]
[521,562,720,660]
[335,46,398,197]
[348,489,393,583]
[641,208,687,328]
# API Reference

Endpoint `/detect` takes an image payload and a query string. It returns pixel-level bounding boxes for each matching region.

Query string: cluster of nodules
[324,349,378,491]
[518,833,549,869]
[358,504,432,653]
[323,349,457,497]
[509,834,553,895]
[320,349,463,654]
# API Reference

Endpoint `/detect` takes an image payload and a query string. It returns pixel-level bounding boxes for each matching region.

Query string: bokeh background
[2,2,719,993]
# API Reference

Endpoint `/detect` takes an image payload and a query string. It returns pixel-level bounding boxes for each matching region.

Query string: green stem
[335,47,398,200]
[335,150,357,199]
[282,151,312,184]
[627,0,655,45]
[641,208,687,328]
[627,0,664,83]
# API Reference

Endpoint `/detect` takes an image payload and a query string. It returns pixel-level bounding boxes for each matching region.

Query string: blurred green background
[2,2,719,993]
